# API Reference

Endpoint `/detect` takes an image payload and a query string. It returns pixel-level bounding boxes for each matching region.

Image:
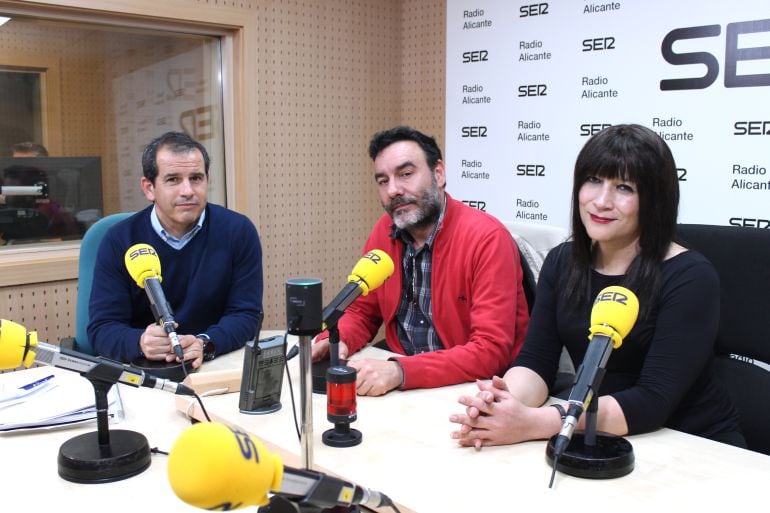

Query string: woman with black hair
[450,124,744,448]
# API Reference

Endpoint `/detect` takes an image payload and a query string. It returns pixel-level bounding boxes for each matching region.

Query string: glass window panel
[0,70,42,151]
[0,14,225,247]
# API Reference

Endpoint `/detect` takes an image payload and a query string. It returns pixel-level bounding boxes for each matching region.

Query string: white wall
[446,0,770,230]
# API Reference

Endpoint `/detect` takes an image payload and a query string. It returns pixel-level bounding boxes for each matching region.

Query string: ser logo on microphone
[232,427,261,463]
[128,246,157,260]
[363,251,382,264]
[594,290,629,305]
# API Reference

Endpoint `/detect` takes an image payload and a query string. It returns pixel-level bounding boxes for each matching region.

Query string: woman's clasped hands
[450,376,541,449]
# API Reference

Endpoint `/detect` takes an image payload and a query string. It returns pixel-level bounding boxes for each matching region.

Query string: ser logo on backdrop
[580,123,611,136]
[733,121,770,135]
[517,84,548,97]
[461,126,488,137]
[516,164,546,177]
[462,200,487,211]
[462,50,489,63]
[519,3,549,17]
[582,37,616,52]
[729,218,770,228]
[660,18,770,90]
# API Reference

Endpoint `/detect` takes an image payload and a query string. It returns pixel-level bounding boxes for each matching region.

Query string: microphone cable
[193,392,211,422]
[283,333,301,442]
[548,455,558,488]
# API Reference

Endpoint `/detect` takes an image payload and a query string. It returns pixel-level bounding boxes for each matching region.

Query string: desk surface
[183,336,770,512]
[2,333,769,512]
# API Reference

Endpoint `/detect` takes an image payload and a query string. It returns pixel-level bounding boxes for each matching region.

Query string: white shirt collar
[149,205,206,250]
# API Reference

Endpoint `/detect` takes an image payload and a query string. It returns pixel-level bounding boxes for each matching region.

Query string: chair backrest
[677,223,770,455]
[73,212,133,355]
[504,221,569,313]
[511,235,538,314]
[504,221,575,391]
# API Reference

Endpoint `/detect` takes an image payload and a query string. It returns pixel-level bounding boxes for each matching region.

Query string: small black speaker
[238,335,286,414]
[285,278,323,336]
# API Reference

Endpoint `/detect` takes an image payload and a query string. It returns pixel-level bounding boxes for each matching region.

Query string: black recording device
[238,335,286,415]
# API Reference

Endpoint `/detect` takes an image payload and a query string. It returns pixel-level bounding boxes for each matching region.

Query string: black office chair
[516,241,537,315]
[677,223,770,455]
[508,227,575,395]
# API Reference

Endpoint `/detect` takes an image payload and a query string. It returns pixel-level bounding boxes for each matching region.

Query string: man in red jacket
[312,126,530,395]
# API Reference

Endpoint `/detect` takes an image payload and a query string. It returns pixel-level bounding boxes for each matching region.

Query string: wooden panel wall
[0,0,447,344]
[254,0,399,329]
[253,0,446,331]
[401,0,447,147]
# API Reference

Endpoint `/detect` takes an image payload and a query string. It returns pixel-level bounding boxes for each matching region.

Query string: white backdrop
[112,48,225,212]
[445,0,770,230]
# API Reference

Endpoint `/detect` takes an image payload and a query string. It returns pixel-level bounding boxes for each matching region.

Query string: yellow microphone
[322,249,395,329]
[588,285,640,349]
[552,286,640,460]
[0,318,38,369]
[124,243,163,289]
[124,243,184,360]
[347,249,395,295]
[167,422,391,510]
[0,319,194,394]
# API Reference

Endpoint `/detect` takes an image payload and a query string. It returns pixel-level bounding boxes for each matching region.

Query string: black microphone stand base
[257,496,363,513]
[322,425,362,448]
[545,432,634,479]
[57,378,151,483]
[130,356,196,382]
[57,429,151,483]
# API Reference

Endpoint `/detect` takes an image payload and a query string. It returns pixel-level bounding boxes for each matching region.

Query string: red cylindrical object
[326,366,357,422]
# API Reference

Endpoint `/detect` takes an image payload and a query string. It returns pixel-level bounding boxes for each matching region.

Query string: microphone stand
[329,325,340,367]
[546,396,635,482]
[584,393,598,448]
[57,376,151,483]
[268,279,362,513]
[298,332,314,469]
[284,278,324,470]
[260,337,325,513]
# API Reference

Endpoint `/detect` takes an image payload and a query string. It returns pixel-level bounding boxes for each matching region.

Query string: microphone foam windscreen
[124,243,162,288]
[167,422,283,510]
[0,319,38,369]
[590,285,639,339]
[347,249,395,295]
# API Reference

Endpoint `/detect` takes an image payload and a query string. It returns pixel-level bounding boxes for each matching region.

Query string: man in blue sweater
[88,132,263,368]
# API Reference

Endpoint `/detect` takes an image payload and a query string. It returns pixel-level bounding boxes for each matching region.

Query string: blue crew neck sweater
[88,204,263,361]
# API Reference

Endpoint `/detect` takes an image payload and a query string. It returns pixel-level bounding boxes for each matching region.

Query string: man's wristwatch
[196,333,215,361]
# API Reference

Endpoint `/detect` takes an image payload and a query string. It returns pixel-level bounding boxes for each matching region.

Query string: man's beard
[385,181,443,231]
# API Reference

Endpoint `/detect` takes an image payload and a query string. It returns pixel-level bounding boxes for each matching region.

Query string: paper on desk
[0,366,124,432]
